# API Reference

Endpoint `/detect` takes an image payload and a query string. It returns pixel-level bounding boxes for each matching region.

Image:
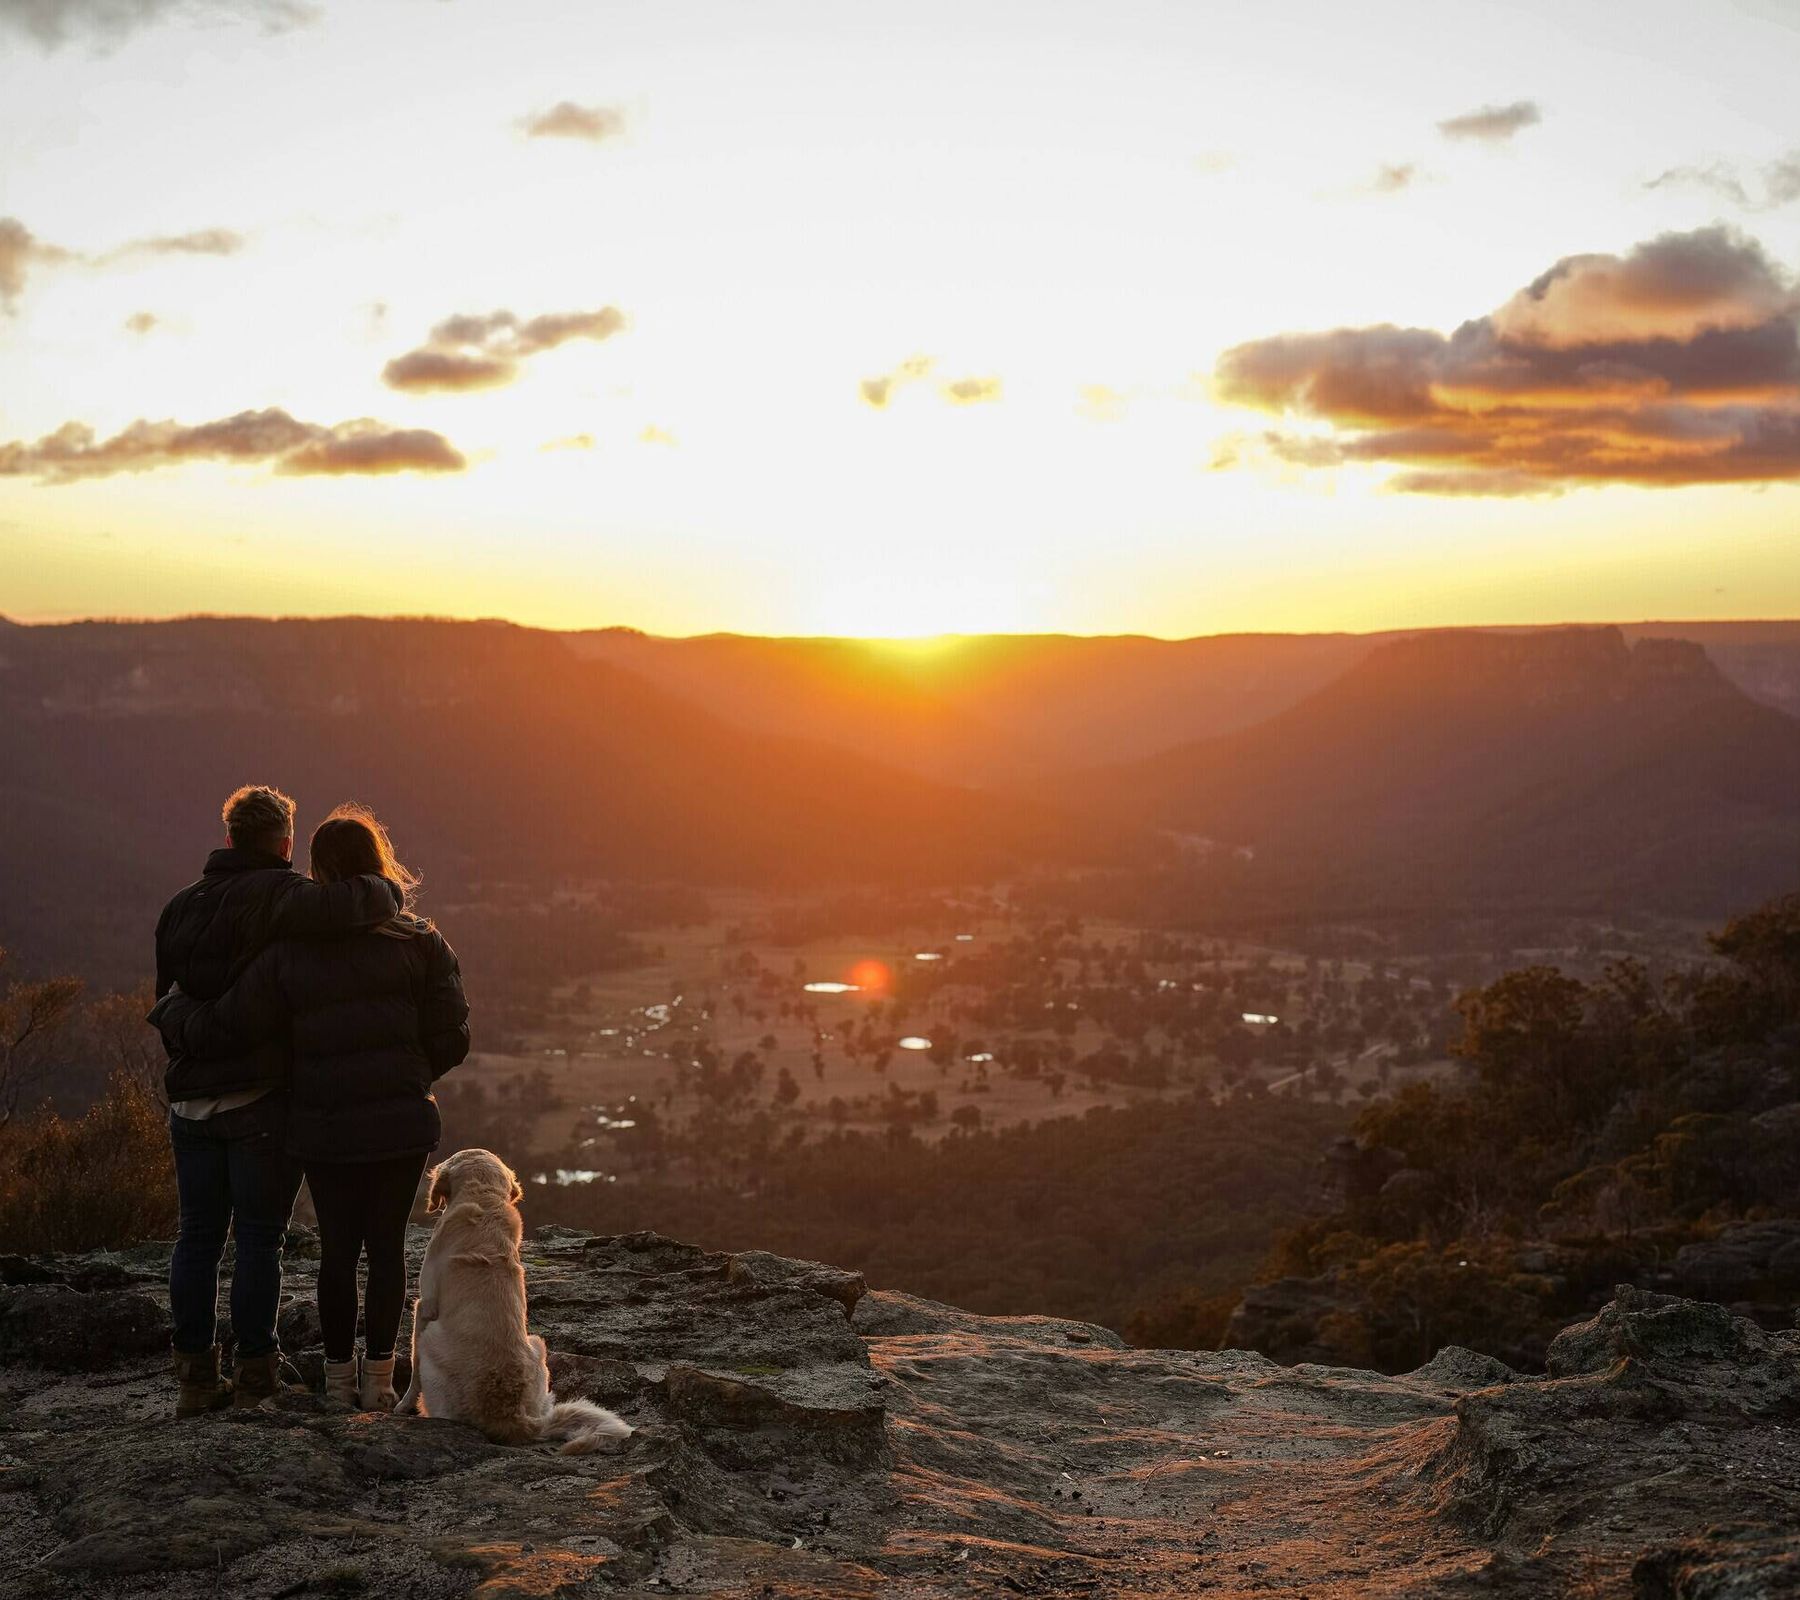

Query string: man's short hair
[222,784,296,852]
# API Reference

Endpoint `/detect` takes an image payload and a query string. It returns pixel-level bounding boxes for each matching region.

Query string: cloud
[0,0,317,50]
[102,227,246,262]
[1647,152,1800,212]
[382,348,515,393]
[0,214,243,309]
[0,217,76,309]
[1370,163,1417,193]
[123,310,158,335]
[542,432,596,453]
[382,306,625,392]
[0,408,465,483]
[639,424,677,446]
[519,101,626,142]
[1076,384,1127,422]
[1437,100,1541,143]
[858,355,934,409]
[859,357,1002,409]
[941,375,1002,405]
[1214,225,1800,493]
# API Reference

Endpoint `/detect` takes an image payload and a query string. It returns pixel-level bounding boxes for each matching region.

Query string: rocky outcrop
[2,1235,1797,1597]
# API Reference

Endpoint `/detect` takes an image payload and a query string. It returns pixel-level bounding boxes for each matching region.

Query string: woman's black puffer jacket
[153,912,470,1164]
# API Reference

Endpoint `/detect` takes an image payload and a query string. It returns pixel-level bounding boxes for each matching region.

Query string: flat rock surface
[2,1233,1797,1597]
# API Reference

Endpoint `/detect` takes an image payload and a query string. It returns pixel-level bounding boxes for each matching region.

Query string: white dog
[395,1148,631,1453]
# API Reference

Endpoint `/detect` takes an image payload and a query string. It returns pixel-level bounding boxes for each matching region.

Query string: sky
[2,0,1798,637]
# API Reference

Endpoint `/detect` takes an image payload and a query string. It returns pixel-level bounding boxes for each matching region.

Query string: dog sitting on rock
[395,1148,631,1452]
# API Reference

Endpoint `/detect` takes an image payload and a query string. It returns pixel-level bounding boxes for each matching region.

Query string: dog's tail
[538,1395,632,1455]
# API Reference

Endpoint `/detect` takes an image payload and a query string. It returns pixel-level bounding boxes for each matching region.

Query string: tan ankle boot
[360,1355,397,1413]
[173,1346,232,1418]
[232,1350,284,1409]
[323,1357,360,1412]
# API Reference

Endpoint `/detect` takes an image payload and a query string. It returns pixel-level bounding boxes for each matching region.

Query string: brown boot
[173,1346,233,1418]
[231,1350,283,1410]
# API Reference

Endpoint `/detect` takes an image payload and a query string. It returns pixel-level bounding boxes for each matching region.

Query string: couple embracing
[149,784,469,1417]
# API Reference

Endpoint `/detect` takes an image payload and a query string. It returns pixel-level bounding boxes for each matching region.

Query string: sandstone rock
[4,1236,1798,1597]
[1219,1272,1344,1363]
[1674,1219,1800,1300]
[0,1284,167,1370]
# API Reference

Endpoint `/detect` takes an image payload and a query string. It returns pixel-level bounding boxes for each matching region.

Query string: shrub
[0,1073,176,1253]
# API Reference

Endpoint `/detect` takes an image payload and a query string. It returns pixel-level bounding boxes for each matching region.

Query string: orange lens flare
[848,959,892,995]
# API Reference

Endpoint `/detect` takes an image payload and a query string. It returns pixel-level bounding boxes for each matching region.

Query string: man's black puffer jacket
[150,913,470,1164]
[154,847,402,1101]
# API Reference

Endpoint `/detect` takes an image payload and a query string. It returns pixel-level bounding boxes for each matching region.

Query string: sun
[794,574,1041,639]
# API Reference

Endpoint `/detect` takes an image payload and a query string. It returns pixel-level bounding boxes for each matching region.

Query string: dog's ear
[425,1163,450,1213]
[509,1175,524,1205]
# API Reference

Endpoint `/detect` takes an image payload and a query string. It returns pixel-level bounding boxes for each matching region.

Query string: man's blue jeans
[167,1094,303,1357]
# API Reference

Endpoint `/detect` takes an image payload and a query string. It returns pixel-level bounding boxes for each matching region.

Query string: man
[155,784,400,1417]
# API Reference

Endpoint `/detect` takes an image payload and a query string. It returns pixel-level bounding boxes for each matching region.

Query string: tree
[0,950,84,1126]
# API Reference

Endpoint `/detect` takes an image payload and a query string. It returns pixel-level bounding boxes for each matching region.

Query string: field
[437,891,1489,1190]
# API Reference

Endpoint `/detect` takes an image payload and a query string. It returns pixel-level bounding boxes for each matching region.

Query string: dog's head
[426,1148,524,1214]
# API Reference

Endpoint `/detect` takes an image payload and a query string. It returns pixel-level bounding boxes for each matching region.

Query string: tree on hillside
[0,949,84,1126]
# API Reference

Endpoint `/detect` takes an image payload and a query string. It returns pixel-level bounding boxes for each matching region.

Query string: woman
[152,804,470,1412]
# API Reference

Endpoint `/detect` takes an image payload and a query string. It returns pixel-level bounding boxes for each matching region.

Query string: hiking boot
[360,1355,398,1413]
[323,1357,360,1412]
[231,1350,284,1409]
[173,1346,232,1418]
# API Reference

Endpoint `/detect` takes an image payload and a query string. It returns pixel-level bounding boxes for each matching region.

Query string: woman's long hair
[308,803,419,909]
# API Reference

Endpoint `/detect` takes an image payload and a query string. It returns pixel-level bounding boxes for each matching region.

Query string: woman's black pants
[305,1153,429,1361]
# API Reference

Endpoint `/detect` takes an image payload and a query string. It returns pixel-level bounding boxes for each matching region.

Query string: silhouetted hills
[571,629,1379,782]
[1074,627,1800,915]
[574,622,1800,784]
[0,618,1137,978]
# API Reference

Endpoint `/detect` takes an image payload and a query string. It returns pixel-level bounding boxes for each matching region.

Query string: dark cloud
[519,101,627,142]
[1215,226,1800,493]
[0,214,243,308]
[1437,100,1541,143]
[1647,152,1800,212]
[382,306,625,392]
[0,0,317,50]
[0,408,465,483]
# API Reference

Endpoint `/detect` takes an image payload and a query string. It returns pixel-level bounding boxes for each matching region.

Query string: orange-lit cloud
[1437,100,1541,142]
[858,358,1002,409]
[1370,163,1417,194]
[382,306,625,392]
[0,409,465,483]
[123,311,159,335]
[1216,226,1800,494]
[0,218,75,309]
[941,375,1003,405]
[0,215,243,309]
[542,432,596,452]
[1076,384,1127,422]
[519,101,627,142]
[859,355,934,409]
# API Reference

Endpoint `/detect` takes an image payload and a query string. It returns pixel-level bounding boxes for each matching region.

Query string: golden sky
[2,0,1798,636]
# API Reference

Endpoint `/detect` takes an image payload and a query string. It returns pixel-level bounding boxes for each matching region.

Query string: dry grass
[0,1072,176,1253]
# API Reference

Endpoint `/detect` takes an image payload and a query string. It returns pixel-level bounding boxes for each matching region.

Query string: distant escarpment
[3,1229,1796,1597]
[1070,625,1800,918]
